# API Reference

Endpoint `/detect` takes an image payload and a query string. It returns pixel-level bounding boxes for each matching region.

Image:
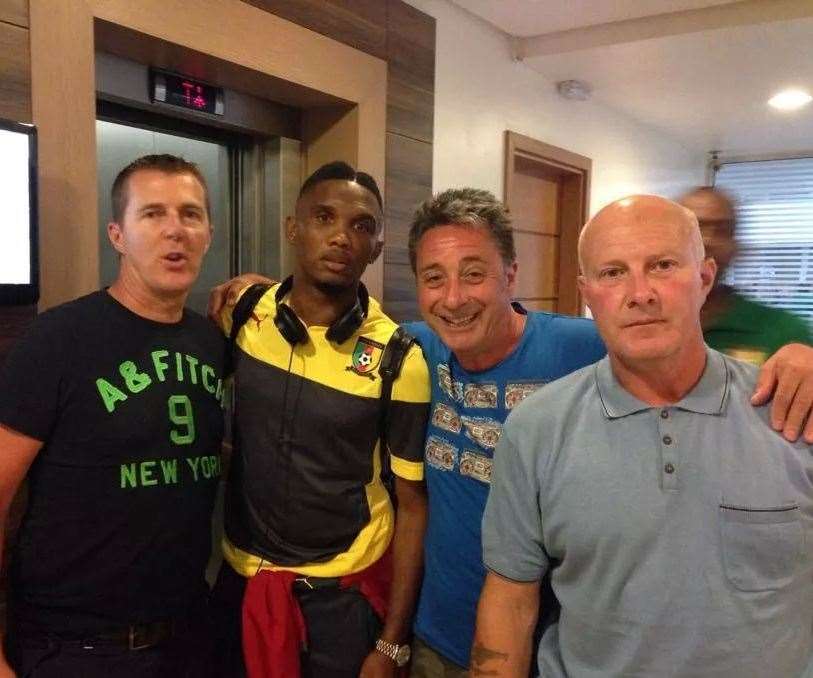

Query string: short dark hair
[111,154,210,224]
[408,188,516,273]
[298,160,383,211]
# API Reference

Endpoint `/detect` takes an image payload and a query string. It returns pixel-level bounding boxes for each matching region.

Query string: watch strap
[375,638,410,666]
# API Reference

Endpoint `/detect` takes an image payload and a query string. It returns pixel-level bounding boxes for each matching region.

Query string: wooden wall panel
[31,0,99,311]
[384,132,433,249]
[387,66,434,143]
[386,0,433,91]
[384,132,432,320]
[0,0,28,28]
[242,0,387,59]
[386,0,434,142]
[383,251,420,323]
[0,20,30,122]
[382,0,434,317]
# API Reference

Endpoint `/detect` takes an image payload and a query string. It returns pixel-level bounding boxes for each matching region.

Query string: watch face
[394,644,411,666]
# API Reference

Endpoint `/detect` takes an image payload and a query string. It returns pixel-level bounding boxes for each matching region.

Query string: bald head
[579,195,704,274]
[576,194,716,388]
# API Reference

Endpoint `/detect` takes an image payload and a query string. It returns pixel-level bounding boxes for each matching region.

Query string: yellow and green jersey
[222,283,430,578]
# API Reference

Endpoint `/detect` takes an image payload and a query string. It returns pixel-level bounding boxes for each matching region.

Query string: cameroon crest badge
[347,337,384,378]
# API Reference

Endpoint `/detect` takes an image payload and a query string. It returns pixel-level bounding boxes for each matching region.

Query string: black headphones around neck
[274,276,369,346]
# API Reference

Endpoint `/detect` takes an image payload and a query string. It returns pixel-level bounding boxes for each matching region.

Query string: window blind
[714,157,813,325]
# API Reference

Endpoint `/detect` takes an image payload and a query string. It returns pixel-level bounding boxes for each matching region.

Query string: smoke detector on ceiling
[557,80,592,101]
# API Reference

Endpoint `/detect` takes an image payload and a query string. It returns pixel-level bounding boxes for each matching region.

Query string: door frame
[504,131,591,316]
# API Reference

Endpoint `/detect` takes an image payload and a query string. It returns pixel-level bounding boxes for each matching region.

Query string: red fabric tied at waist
[242,570,304,678]
[241,549,392,678]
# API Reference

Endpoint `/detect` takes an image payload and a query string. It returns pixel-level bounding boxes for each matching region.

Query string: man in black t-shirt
[0,154,226,677]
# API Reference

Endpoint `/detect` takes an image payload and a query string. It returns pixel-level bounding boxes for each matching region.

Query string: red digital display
[181,81,208,110]
[150,69,223,116]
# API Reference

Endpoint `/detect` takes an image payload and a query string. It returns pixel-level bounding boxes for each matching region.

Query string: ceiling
[450,0,740,37]
[447,0,813,157]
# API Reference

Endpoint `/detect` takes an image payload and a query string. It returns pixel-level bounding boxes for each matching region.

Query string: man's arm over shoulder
[220,282,279,344]
[752,341,813,443]
[207,273,276,327]
[217,283,249,338]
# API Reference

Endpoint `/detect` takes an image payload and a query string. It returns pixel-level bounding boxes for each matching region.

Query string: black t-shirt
[0,291,226,633]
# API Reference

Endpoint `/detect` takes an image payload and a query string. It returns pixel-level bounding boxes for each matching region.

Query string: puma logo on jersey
[250,311,269,330]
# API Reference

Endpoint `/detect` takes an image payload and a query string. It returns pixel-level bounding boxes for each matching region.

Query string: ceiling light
[768,89,812,111]
[557,80,591,101]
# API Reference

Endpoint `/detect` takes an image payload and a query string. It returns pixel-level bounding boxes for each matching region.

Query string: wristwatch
[375,638,411,667]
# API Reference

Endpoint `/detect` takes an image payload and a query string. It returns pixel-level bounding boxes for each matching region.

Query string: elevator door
[96,120,233,315]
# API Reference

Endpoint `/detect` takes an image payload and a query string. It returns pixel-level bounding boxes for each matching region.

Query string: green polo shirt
[704,288,812,365]
[484,350,813,678]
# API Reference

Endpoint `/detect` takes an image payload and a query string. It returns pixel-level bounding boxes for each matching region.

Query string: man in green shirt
[679,186,812,365]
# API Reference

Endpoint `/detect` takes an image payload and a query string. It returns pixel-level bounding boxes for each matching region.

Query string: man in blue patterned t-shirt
[403,188,606,675]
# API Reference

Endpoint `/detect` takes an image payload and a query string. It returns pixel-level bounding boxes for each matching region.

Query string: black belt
[292,575,342,592]
[83,619,176,651]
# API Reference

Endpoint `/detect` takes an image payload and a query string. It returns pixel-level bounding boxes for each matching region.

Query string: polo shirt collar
[595,349,729,419]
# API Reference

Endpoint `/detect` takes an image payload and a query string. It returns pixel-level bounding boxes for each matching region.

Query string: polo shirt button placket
[659,409,678,490]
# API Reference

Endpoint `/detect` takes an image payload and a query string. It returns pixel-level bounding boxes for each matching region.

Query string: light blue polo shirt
[483,349,813,678]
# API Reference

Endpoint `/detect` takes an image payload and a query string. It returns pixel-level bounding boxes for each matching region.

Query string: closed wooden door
[504,132,591,316]
[510,157,562,311]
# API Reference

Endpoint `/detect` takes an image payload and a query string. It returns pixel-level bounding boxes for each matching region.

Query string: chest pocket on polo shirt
[719,503,803,592]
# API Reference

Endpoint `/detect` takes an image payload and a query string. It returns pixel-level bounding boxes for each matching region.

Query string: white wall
[406,0,707,213]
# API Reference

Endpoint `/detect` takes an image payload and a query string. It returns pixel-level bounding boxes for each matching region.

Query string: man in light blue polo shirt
[474,195,812,677]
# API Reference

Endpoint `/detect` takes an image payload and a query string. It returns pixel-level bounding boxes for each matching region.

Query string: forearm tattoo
[470,642,509,676]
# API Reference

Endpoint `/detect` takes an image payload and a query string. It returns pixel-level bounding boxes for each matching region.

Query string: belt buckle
[128,624,151,651]
[294,576,315,590]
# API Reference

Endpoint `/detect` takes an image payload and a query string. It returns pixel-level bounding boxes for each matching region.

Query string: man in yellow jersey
[210,162,430,678]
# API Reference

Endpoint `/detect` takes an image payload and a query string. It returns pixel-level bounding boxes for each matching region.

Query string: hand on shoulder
[207,273,276,328]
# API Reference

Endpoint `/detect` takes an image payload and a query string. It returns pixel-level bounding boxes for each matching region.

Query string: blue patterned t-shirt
[405,308,606,668]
